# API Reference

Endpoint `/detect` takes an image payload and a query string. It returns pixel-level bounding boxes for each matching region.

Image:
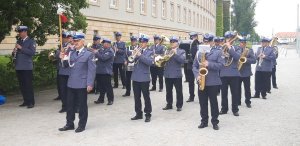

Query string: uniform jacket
[131,47,154,82]
[113,41,126,63]
[193,46,224,86]
[95,48,114,75]
[220,45,241,77]
[238,47,256,77]
[164,48,186,78]
[255,46,275,72]
[15,37,36,70]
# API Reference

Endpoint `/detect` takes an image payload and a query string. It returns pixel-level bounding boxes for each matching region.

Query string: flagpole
[59,15,63,52]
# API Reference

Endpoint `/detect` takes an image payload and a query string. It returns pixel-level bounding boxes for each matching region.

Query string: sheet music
[198,45,211,53]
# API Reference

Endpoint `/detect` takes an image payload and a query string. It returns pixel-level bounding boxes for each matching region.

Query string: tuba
[198,50,208,91]
[154,48,175,67]
[222,31,242,67]
[237,47,249,71]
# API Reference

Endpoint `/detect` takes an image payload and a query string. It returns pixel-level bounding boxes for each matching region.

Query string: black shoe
[262,96,267,99]
[252,95,260,98]
[238,102,241,106]
[53,96,61,100]
[75,109,79,113]
[246,104,252,108]
[27,104,34,108]
[162,106,173,110]
[94,100,104,104]
[198,123,208,129]
[186,98,194,102]
[122,93,130,97]
[219,110,227,115]
[131,115,143,120]
[273,86,278,89]
[107,101,113,105]
[233,112,239,116]
[59,125,75,131]
[149,87,156,91]
[59,109,67,113]
[122,86,126,89]
[177,108,182,112]
[267,91,271,94]
[145,116,151,122]
[19,103,27,107]
[213,124,219,130]
[158,89,163,92]
[75,127,85,133]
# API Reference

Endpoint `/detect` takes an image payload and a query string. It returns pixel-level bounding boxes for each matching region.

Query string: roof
[275,32,297,38]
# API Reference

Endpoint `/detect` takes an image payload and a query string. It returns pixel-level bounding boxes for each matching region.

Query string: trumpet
[237,47,249,71]
[87,43,98,62]
[128,45,142,63]
[198,51,208,91]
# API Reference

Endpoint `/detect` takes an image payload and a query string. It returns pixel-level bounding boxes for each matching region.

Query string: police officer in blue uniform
[55,32,73,113]
[252,37,275,99]
[123,36,138,97]
[130,35,154,122]
[54,32,73,101]
[193,33,224,130]
[237,37,256,108]
[271,46,279,89]
[13,26,36,108]
[162,36,186,111]
[94,38,115,105]
[186,32,200,102]
[213,37,223,96]
[112,32,126,89]
[91,35,102,94]
[219,31,242,116]
[150,35,165,92]
[59,32,96,133]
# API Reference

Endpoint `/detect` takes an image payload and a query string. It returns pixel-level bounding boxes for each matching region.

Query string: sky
[254,0,300,37]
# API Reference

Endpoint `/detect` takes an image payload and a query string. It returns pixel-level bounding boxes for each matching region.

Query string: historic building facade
[0,0,216,54]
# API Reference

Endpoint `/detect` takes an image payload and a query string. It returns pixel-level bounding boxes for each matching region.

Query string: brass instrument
[237,47,249,71]
[87,43,98,62]
[222,31,242,67]
[159,35,170,45]
[128,45,141,63]
[48,50,57,61]
[198,50,208,91]
[258,37,278,67]
[154,48,175,67]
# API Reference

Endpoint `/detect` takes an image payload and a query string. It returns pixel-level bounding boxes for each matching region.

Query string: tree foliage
[231,0,257,36]
[0,0,88,46]
[223,0,231,33]
[216,0,224,36]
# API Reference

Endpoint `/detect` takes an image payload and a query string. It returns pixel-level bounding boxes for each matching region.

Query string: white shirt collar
[22,36,28,41]
[77,47,84,54]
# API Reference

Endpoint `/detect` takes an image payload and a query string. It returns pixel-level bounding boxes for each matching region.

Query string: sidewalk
[0,45,300,146]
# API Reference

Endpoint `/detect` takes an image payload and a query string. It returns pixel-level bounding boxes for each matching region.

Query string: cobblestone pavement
[1,45,300,146]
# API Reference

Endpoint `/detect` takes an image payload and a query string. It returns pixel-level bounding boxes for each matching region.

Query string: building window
[89,0,100,6]
[197,13,199,28]
[177,5,181,22]
[193,11,195,27]
[188,9,191,25]
[110,0,118,9]
[140,0,147,14]
[126,0,133,11]
[152,0,157,17]
[162,0,167,18]
[170,2,174,21]
[183,7,186,24]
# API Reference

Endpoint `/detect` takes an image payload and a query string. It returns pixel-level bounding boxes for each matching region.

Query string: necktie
[76,51,79,56]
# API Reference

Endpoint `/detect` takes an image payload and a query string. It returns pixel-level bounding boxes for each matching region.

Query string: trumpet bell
[239,57,247,64]
[128,56,135,63]
[48,51,56,61]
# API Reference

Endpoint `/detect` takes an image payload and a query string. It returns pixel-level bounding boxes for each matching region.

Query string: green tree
[216,0,224,36]
[0,0,88,46]
[223,0,231,33]
[231,0,257,37]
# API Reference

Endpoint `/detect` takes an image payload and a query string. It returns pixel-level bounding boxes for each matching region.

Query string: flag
[60,14,68,23]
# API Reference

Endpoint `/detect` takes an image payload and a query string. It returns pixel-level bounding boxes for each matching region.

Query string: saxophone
[237,47,249,71]
[198,51,208,91]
